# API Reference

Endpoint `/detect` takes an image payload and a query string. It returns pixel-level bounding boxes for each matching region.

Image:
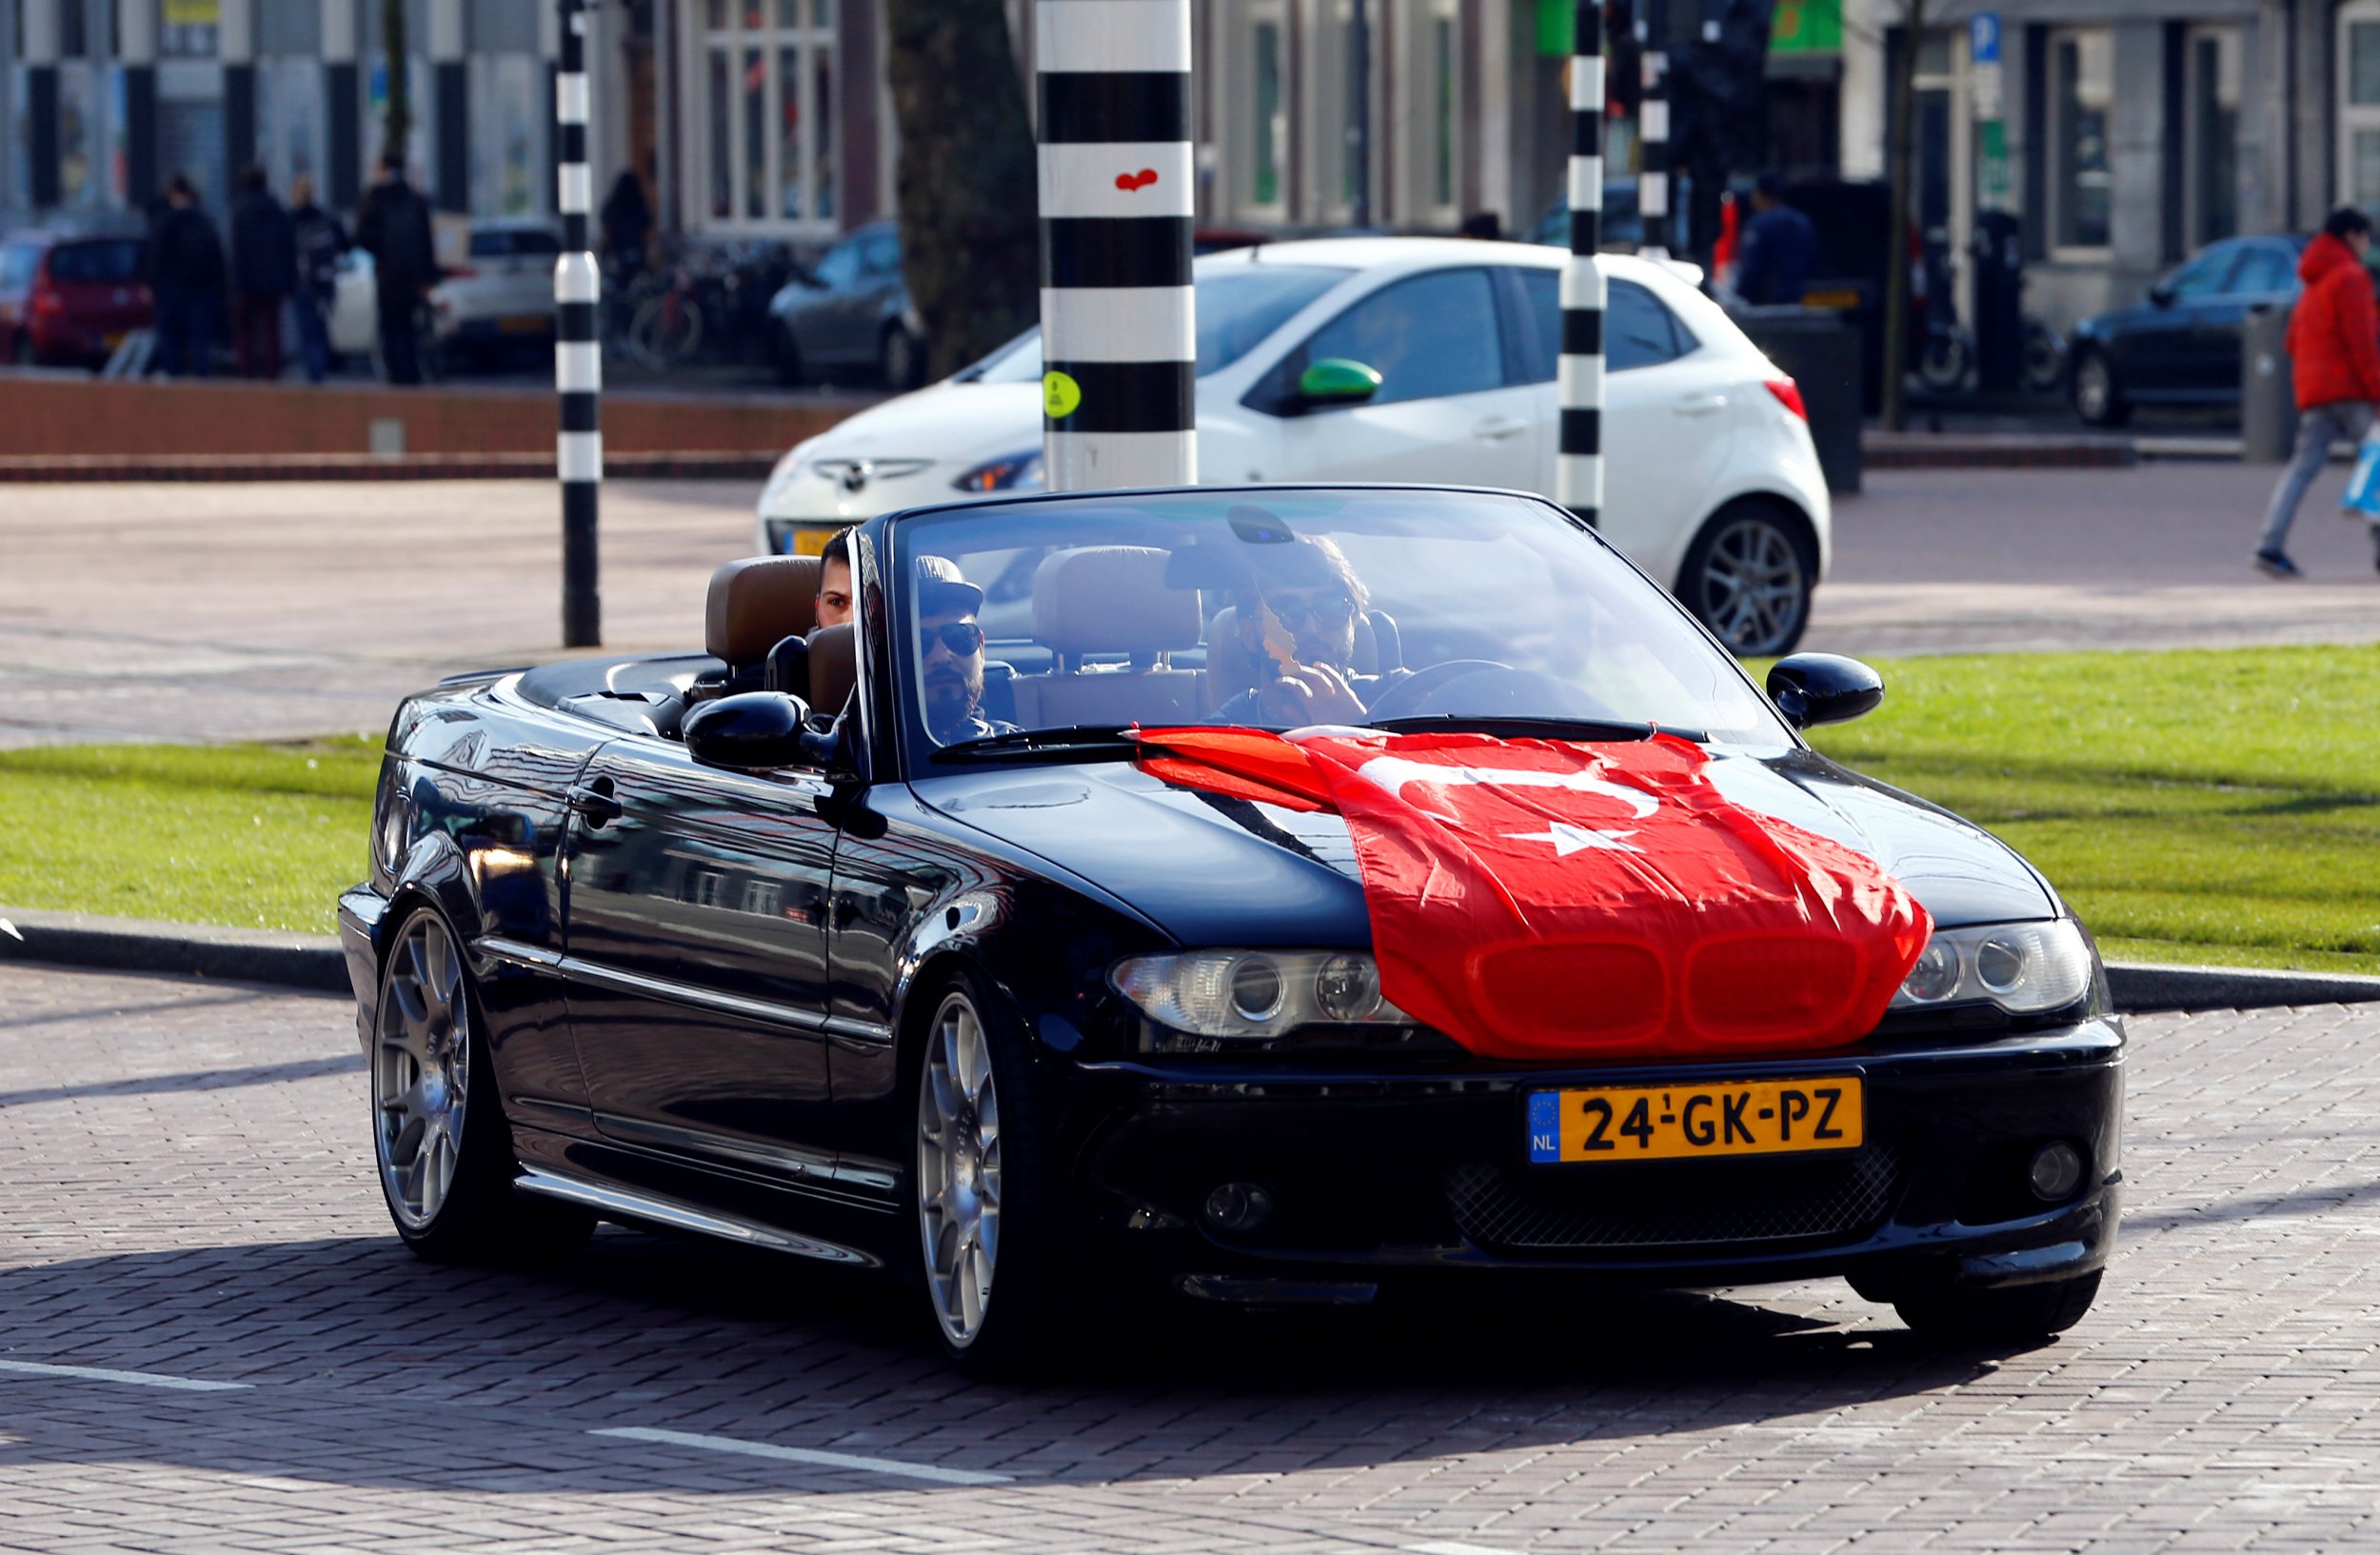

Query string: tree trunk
[883,0,1041,379]
[381,0,411,164]
[1879,0,1924,433]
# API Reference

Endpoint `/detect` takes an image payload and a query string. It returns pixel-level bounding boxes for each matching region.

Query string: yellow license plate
[1800,288,1862,311]
[1526,1077,1863,1165]
[789,525,845,557]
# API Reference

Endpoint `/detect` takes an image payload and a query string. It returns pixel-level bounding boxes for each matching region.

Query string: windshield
[884,489,1791,759]
[968,264,1352,383]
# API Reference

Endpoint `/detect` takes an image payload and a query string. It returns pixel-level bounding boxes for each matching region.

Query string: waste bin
[1735,305,1863,494]
[2241,303,2298,464]
[1971,211,2025,394]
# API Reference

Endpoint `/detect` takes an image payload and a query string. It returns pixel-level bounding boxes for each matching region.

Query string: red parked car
[0,232,151,369]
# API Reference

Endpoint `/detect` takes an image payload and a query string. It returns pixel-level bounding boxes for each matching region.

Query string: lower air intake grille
[1447,1145,1904,1254]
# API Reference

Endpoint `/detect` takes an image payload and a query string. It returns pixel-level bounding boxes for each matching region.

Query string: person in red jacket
[2255,207,2380,577]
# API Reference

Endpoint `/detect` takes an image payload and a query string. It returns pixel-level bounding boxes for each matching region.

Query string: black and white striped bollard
[1637,13,1671,260]
[1035,0,1198,492]
[556,0,602,648]
[1557,0,1606,528]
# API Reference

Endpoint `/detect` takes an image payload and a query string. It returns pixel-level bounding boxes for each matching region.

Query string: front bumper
[1073,1018,2124,1297]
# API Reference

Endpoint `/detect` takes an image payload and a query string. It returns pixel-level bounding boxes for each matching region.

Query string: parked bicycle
[623,240,793,370]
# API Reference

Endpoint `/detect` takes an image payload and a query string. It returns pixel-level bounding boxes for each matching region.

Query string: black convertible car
[341,484,2122,1368]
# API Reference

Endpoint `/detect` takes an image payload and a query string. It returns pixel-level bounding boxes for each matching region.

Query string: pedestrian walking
[1734,171,1817,308]
[354,151,438,386]
[142,173,226,378]
[2253,207,2380,578]
[601,169,651,285]
[288,174,347,384]
[229,165,297,380]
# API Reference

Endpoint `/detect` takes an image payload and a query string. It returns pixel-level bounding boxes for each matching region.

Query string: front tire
[1894,1270,2103,1346]
[2071,348,2130,428]
[372,906,592,1264]
[911,970,1074,1372]
[1676,500,1816,658]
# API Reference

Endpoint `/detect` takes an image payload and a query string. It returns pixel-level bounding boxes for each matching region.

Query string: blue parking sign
[1971,13,2000,64]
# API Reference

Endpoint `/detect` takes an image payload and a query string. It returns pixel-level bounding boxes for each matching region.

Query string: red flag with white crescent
[1135,728,1931,1061]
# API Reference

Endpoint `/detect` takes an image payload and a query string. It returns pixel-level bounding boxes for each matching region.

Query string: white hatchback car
[755,237,1832,655]
[329,219,563,374]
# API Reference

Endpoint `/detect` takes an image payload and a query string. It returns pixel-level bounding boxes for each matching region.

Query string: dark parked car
[767,220,922,389]
[2068,234,2309,426]
[342,484,2122,1371]
[1529,176,1646,250]
[0,230,150,368]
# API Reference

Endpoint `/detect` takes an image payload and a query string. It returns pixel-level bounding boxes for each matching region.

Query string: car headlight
[1891,920,2094,1015]
[1113,950,1414,1044]
[951,448,1044,493]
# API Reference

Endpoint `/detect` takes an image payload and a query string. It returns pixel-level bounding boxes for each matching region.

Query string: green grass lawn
[0,737,379,934]
[1804,645,2380,975]
[3,645,2376,970]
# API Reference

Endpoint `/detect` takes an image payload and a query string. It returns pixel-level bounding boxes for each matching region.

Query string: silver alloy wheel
[1698,515,1808,656]
[374,913,470,1230]
[2075,354,2113,423]
[917,989,1002,1347]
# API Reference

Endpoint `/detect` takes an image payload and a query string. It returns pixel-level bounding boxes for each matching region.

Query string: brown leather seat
[1011,546,1203,728]
[704,555,823,681]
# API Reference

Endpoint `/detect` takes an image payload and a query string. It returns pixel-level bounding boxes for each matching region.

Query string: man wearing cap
[916,559,1016,746]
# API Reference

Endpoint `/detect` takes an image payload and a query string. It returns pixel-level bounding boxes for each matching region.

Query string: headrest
[1030,546,1201,656]
[806,622,858,719]
[706,556,822,666]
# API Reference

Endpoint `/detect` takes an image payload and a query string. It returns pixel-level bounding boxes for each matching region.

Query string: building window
[2048,28,2112,253]
[161,0,219,59]
[685,0,835,233]
[1393,0,1458,227]
[466,53,545,216]
[2184,26,2238,249]
[1241,0,1287,218]
[2342,6,2380,212]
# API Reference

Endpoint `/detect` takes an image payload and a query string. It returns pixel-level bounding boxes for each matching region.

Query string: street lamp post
[1556,1,1606,528]
[1034,0,1199,492]
[556,0,603,648]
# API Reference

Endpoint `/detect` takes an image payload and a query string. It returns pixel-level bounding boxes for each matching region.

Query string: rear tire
[372,905,594,1266]
[2071,349,2130,428]
[1675,500,1817,659]
[1894,1270,2103,1346]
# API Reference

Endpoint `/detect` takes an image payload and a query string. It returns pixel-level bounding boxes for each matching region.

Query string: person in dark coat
[229,165,298,380]
[1733,171,1818,308]
[288,174,348,384]
[144,173,227,378]
[601,169,652,281]
[354,151,438,385]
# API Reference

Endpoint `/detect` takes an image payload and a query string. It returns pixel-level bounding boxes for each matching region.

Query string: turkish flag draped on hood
[1135,728,1931,1062]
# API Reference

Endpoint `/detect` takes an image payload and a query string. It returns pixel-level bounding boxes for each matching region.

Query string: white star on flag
[1504,823,1643,856]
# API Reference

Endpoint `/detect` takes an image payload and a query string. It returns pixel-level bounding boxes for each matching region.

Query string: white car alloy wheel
[1695,510,1810,657]
[917,988,1002,1347]
[2073,353,2116,425]
[374,911,471,1230]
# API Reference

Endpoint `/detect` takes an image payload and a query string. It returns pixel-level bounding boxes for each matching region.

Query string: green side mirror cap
[1298,357,1383,405]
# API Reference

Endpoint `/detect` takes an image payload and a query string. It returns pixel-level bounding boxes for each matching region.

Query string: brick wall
[0,376,858,458]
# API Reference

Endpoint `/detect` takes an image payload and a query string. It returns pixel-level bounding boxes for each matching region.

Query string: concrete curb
[2104,960,2380,1014]
[5,907,2378,1016]
[0,907,347,994]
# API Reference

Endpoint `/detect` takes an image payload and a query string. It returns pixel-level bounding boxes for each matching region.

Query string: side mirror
[1767,653,1884,730]
[764,633,809,700]
[1297,357,1383,408]
[684,691,816,769]
[2148,283,2175,309]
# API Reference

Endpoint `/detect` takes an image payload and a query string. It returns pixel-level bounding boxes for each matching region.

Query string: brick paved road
[4,964,2378,1551]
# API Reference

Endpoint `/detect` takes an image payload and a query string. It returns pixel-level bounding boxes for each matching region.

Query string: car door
[2198,242,2300,396]
[500,229,562,327]
[2121,243,2244,395]
[1242,266,1541,487]
[1512,267,1721,568]
[795,235,866,366]
[560,735,840,1183]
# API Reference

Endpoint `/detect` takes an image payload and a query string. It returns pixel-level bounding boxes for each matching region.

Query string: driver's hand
[1258,661,1367,727]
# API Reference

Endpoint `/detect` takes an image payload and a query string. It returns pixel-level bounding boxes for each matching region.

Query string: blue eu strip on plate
[1526,1091,1561,1164]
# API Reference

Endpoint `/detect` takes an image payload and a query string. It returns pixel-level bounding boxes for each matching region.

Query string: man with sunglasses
[917,562,1017,746]
[1212,537,1398,728]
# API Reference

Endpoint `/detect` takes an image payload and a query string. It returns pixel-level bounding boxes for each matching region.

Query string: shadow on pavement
[0,1225,2034,1494]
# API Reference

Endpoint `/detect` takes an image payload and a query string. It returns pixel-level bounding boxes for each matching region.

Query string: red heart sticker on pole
[1114,169,1159,192]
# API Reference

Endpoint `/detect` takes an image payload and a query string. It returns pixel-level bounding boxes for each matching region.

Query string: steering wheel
[1363,660,1625,724]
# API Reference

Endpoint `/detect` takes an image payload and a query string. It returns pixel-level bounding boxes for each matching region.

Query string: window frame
[2045,26,2114,262]
[679,0,838,239]
[2182,24,2241,250]
[1232,0,1291,224]
[2340,2,2380,214]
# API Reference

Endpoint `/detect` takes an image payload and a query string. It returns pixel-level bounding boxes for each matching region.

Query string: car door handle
[1471,416,1530,442]
[567,778,622,828]
[1674,393,1729,417]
